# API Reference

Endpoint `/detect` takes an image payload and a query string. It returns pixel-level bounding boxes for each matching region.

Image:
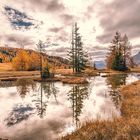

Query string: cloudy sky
[0,0,140,61]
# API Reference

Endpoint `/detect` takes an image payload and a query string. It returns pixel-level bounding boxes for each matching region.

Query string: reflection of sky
[0,74,139,140]
[126,73,140,84]
[79,76,120,122]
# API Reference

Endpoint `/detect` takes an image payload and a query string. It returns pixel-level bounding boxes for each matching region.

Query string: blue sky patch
[4,6,35,30]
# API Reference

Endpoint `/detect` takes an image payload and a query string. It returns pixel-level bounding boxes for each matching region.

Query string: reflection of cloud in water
[126,73,140,84]
[0,74,139,139]
[5,104,34,127]
[79,76,121,121]
[1,105,72,140]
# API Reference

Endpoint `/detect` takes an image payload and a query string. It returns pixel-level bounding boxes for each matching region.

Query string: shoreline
[61,80,140,140]
[0,68,140,81]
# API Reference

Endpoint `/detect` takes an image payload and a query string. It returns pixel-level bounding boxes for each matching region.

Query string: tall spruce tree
[68,23,87,74]
[107,32,133,71]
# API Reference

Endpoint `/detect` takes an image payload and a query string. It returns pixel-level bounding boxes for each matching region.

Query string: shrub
[42,65,51,79]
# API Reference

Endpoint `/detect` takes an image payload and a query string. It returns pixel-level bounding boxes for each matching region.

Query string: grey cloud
[84,4,95,19]
[96,32,113,44]
[2,34,34,47]
[49,46,68,53]
[57,30,69,42]
[10,119,66,140]
[24,0,65,13]
[46,0,65,12]
[57,36,68,42]
[46,44,109,60]
[60,14,75,25]
[96,0,140,43]
[49,27,63,33]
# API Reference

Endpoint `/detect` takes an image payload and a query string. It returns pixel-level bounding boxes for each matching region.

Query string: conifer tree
[68,23,87,74]
[106,32,133,71]
[36,40,46,79]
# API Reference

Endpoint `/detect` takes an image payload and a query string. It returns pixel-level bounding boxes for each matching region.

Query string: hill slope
[0,46,69,69]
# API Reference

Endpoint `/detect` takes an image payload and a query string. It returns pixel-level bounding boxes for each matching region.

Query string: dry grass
[84,68,100,76]
[62,119,140,140]
[130,67,140,73]
[61,81,140,140]
[0,71,40,80]
[34,76,88,84]
[55,68,99,76]
[34,77,60,82]
[61,77,88,84]
[55,69,73,75]
[121,81,140,119]
[0,63,13,71]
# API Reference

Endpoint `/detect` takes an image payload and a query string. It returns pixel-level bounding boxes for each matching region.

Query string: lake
[0,73,139,140]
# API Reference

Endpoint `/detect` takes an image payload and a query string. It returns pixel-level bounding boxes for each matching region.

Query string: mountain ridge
[133,52,140,66]
[0,46,69,68]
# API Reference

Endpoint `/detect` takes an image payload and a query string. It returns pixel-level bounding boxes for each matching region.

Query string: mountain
[95,60,106,69]
[133,52,140,66]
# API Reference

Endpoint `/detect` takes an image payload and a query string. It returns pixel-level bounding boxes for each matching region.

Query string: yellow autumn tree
[29,51,40,70]
[12,49,30,71]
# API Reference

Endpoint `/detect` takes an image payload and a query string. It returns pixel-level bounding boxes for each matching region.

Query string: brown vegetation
[34,76,88,84]
[0,47,69,70]
[0,71,40,81]
[55,69,73,75]
[61,77,88,84]
[0,63,12,71]
[84,68,100,76]
[34,77,60,82]
[61,81,140,140]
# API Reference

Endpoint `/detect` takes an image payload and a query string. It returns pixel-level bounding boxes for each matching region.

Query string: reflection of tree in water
[106,74,127,109]
[4,79,36,127]
[33,82,58,118]
[106,74,127,89]
[0,81,15,88]
[42,82,58,104]
[68,84,89,127]
[16,79,36,98]
[5,104,34,127]
[109,90,122,109]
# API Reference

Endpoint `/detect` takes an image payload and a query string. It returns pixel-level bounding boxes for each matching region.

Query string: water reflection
[0,80,16,88]
[0,74,139,140]
[4,79,36,127]
[106,74,127,89]
[5,104,34,126]
[106,74,127,109]
[16,79,36,98]
[32,82,59,118]
[68,84,89,127]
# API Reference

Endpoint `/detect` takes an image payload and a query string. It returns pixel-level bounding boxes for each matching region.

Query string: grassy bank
[0,63,12,71]
[61,81,140,140]
[0,71,40,81]
[0,62,140,84]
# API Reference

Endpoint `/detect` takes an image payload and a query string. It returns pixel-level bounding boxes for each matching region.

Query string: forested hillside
[0,46,69,70]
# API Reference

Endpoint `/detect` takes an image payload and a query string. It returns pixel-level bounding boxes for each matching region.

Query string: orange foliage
[12,50,49,71]
[29,52,40,70]
[12,49,30,71]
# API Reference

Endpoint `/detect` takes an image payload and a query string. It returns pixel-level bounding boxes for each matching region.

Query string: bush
[111,53,128,71]
[42,66,51,79]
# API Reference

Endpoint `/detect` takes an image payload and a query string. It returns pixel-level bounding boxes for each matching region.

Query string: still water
[0,73,139,140]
